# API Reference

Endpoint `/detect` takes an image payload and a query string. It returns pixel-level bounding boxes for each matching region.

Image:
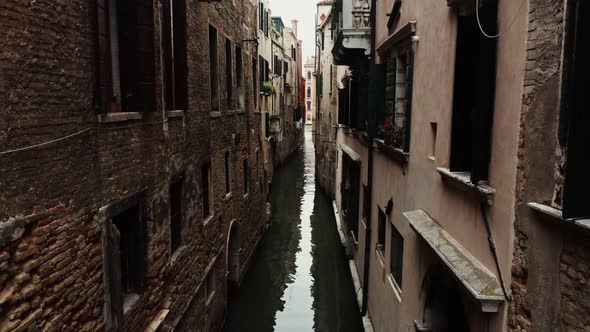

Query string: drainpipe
[361,0,378,316]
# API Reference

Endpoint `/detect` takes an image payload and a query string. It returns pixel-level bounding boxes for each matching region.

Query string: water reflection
[225,129,363,332]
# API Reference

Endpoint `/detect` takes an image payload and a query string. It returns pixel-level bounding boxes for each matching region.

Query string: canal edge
[332,201,375,332]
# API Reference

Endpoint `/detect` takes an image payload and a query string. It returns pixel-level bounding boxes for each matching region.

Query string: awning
[403,210,505,312]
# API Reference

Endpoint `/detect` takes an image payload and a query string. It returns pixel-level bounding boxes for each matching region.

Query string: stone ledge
[404,209,505,312]
[528,202,590,232]
[374,139,409,165]
[437,168,496,206]
[210,111,222,118]
[167,110,185,118]
[97,112,143,123]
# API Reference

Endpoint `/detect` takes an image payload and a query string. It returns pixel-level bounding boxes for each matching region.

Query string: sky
[268,0,318,62]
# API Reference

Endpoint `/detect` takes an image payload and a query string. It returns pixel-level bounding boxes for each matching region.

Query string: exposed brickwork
[510,0,590,331]
[0,0,266,331]
[559,233,590,331]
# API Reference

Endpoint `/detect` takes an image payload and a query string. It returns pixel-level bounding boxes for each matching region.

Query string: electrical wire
[0,119,171,157]
[0,128,94,156]
[480,201,513,302]
[476,0,526,38]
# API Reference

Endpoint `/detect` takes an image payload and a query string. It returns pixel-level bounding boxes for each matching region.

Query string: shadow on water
[225,130,363,332]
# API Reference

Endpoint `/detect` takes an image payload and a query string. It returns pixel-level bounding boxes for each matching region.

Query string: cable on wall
[476,0,527,38]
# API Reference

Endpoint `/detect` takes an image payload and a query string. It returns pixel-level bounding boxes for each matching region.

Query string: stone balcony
[332,0,371,65]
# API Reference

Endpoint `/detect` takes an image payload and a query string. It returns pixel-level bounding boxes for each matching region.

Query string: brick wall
[0,0,266,331]
[510,0,590,330]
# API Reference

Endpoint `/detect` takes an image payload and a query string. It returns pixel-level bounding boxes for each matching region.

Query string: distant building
[304,57,315,127]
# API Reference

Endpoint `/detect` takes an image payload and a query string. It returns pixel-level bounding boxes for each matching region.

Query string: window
[329,65,333,94]
[201,163,213,219]
[111,203,146,311]
[252,57,258,109]
[259,2,264,32]
[224,151,231,194]
[307,71,311,80]
[209,25,219,111]
[307,87,311,98]
[561,0,589,220]
[307,101,311,111]
[321,31,325,50]
[265,113,270,138]
[264,10,269,36]
[274,55,282,76]
[226,39,233,110]
[243,158,249,195]
[96,0,155,113]
[450,2,498,183]
[162,0,187,111]
[170,176,184,253]
[381,50,414,151]
[390,223,404,287]
[317,73,323,97]
[236,46,243,110]
[284,60,289,74]
[341,153,360,240]
[377,208,386,256]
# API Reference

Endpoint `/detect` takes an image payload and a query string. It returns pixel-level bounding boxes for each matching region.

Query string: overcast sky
[268,0,318,62]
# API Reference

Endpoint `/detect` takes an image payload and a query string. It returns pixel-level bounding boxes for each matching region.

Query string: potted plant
[261,81,276,95]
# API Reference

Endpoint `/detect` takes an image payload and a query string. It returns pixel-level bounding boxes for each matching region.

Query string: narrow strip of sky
[268,0,318,61]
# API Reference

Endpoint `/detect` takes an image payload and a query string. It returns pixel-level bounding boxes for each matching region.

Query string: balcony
[332,0,371,65]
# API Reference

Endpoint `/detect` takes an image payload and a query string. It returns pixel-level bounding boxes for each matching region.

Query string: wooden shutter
[96,0,112,113]
[103,221,124,332]
[403,49,414,152]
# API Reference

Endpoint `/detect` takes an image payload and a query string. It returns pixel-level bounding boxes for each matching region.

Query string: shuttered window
[95,0,155,113]
[390,223,404,288]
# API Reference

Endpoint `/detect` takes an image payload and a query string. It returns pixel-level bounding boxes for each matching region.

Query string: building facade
[0,0,267,331]
[304,57,315,127]
[317,0,590,331]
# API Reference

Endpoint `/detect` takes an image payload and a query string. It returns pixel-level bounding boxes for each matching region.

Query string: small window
[243,158,249,195]
[321,31,325,50]
[225,151,231,194]
[236,46,243,110]
[170,176,184,253]
[307,101,311,111]
[329,65,333,95]
[377,208,386,255]
[252,56,258,109]
[96,0,156,113]
[450,3,498,183]
[209,25,219,111]
[307,71,311,80]
[226,39,233,110]
[111,204,146,310]
[201,163,213,219]
[390,223,404,288]
[162,0,187,111]
[307,87,311,98]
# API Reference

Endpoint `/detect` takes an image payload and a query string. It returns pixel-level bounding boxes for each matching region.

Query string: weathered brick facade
[510,0,590,330]
[0,0,266,331]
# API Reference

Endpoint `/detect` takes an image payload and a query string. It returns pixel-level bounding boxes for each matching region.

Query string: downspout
[361,0,378,316]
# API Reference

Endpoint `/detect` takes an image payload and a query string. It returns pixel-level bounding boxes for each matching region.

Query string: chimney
[291,19,298,38]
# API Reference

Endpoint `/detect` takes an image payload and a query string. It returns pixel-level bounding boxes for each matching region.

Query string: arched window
[307,101,311,111]
[307,87,311,98]
[307,71,311,80]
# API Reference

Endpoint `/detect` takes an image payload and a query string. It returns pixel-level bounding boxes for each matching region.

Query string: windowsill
[436,168,495,206]
[203,215,214,226]
[387,274,402,303]
[227,110,238,115]
[235,110,246,115]
[98,112,143,123]
[528,202,590,232]
[206,290,216,306]
[210,111,222,118]
[170,245,188,265]
[224,192,233,201]
[374,139,409,165]
[243,193,249,199]
[167,110,185,118]
[376,248,385,268]
[123,293,141,315]
[427,156,436,162]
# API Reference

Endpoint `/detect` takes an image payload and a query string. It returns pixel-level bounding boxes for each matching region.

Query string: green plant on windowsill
[261,81,276,95]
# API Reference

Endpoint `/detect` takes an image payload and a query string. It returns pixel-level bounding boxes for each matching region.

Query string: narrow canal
[225,129,363,332]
